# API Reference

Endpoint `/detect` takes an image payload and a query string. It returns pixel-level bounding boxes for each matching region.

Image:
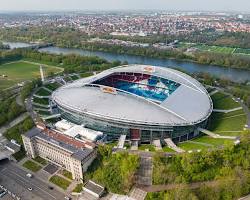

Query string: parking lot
[0,159,66,200]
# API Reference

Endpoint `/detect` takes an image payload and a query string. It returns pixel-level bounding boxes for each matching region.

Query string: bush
[86,146,139,194]
[72,183,83,193]
[49,175,71,190]
[23,160,42,172]
[4,117,34,145]
[62,170,73,180]
[33,156,47,165]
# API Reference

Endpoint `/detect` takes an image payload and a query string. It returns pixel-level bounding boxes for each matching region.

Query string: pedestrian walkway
[136,156,152,186]
[0,112,29,135]
[66,179,78,194]
[131,141,138,151]
[198,128,237,140]
[213,107,242,113]
[164,138,185,153]
[129,188,147,200]
[152,140,162,151]
[209,89,218,96]
[117,135,126,149]
[42,86,53,93]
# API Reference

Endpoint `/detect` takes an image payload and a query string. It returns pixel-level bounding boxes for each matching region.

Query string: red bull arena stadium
[52,65,213,143]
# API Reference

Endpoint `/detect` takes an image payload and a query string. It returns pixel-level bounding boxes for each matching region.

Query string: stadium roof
[52,65,213,126]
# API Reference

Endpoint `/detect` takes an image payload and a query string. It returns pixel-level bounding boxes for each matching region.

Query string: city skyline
[1,0,250,12]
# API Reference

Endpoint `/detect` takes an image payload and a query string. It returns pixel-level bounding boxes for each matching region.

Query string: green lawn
[195,44,235,54]
[32,156,47,165]
[23,160,42,172]
[177,134,235,151]
[234,48,250,55]
[49,175,71,190]
[209,109,246,135]
[72,183,83,193]
[80,72,93,78]
[191,135,233,146]
[0,61,63,90]
[177,142,210,151]
[0,79,16,90]
[13,148,26,161]
[106,142,118,148]
[44,82,61,91]
[35,110,51,116]
[35,88,51,96]
[162,146,175,153]
[138,144,155,152]
[62,170,73,180]
[64,76,72,82]
[33,97,49,105]
[211,92,240,110]
[70,75,80,80]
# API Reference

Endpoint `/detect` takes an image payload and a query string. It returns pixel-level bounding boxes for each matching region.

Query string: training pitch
[0,61,63,90]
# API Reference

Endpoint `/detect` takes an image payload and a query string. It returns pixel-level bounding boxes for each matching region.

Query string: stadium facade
[52,65,213,143]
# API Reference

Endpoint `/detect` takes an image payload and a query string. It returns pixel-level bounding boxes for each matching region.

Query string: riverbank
[38,46,250,82]
[3,40,250,71]
[2,41,250,82]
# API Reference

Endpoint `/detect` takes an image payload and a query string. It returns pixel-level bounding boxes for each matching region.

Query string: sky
[1,0,250,12]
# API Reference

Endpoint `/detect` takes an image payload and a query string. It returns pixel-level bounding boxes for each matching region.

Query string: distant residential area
[0,8,250,200]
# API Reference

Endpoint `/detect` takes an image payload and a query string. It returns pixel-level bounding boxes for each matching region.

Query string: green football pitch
[0,61,63,90]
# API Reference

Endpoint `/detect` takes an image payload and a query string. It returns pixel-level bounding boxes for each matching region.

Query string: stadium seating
[92,72,180,102]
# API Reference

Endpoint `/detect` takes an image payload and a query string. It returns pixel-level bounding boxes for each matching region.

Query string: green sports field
[194,44,235,54]
[0,61,63,90]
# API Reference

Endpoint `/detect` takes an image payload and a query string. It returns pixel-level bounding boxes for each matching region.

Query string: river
[39,46,250,82]
[2,41,34,49]
[3,42,250,82]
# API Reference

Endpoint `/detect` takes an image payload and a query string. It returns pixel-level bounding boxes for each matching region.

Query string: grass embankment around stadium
[177,135,234,151]
[0,60,64,90]
[209,109,246,136]
[211,91,241,110]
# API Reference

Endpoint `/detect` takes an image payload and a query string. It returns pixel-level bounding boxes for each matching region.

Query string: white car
[28,188,33,191]
[26,173,33,178]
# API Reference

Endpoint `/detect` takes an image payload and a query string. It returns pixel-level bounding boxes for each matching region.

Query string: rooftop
[83,180,105,196]
[52,65,213,126]
[24,127,94,161]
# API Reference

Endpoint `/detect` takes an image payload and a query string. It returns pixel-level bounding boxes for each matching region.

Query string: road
[0,160,65,200]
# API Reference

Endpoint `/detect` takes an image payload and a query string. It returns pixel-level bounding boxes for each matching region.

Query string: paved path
[209,89,218,96]
[0,112,29,135]
[164,138,185,153]
[213,107,242,113]
[198,128,237,140]
[16,94,24,107]
[136,156,153,186]
[129,188,147,200]
[153,139,162,151]
[240,101,250,129]
[214,87,250,129]
[239,194,250,200]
